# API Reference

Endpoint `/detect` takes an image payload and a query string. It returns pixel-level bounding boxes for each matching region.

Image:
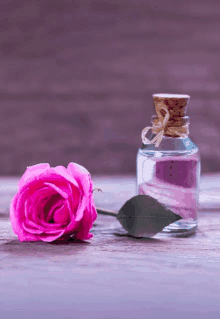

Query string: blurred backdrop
[0,0,220,176]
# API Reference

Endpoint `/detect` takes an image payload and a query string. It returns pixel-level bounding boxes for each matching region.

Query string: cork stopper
[153,93,190,119]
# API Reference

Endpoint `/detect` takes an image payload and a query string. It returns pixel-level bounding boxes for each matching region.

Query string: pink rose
[10,163,97,242]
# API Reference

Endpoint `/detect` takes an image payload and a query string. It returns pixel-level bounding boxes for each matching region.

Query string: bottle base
[155,219,197,238]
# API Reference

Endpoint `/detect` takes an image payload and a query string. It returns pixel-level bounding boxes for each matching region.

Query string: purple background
[0,0,220,175]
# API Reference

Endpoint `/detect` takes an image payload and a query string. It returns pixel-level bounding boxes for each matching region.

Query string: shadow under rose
[0,238,90,258]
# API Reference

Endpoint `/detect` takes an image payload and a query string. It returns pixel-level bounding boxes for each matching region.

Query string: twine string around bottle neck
[141,101,189,148]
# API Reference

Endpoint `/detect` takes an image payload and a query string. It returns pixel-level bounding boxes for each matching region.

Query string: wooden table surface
[0,174,220,319]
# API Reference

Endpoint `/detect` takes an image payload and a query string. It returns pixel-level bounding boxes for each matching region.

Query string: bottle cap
[153,93,190,119]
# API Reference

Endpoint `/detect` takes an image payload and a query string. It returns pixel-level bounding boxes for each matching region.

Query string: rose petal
[38,229,65,242]
[53,166,79,189]
[29,187,57,226]
[10,188,31,235]
[10,194,20,235]
[11,191,50,236]
[53,202,70,224]
[67,163,95,221]
[44,182,69,199]
[18,164,50,189]
[37,220,64,231]
[75,208,93,240]
[22,220,43,234]
[90,196,98,222]
[74,193,86,222]
[66,183,80,217]
[75,195,97,240]
[17,230,40,242]
[18,168,75,196]
[46,197,64,223]
[67,162,92,195]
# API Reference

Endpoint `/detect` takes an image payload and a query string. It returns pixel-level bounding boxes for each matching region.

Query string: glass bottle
[136,94,200,236]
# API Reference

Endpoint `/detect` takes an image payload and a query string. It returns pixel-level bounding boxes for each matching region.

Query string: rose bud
[10,163,97,242]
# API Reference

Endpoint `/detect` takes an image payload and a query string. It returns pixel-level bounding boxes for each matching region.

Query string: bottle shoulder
[138,136,199,157]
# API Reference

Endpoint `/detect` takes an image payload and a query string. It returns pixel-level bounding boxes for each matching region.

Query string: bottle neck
[151,115,190,138]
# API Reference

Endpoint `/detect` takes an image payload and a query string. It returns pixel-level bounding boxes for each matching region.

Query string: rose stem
[96,207,117,217]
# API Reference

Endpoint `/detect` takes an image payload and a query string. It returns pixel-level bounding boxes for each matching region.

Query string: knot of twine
[141,102,189,148]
